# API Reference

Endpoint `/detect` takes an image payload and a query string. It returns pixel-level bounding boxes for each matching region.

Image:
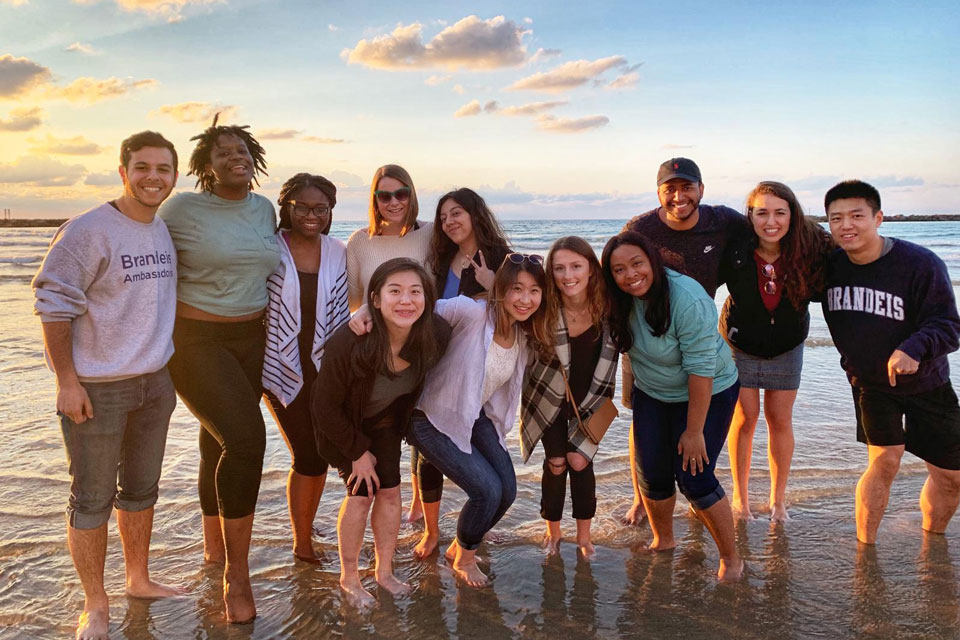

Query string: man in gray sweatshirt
[32,131,182,640]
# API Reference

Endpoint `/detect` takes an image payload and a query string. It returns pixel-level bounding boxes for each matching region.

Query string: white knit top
[345,221,434,310]
[481,331,520,406]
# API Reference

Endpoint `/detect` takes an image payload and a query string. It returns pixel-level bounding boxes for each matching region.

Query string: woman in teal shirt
[602,230,742,582]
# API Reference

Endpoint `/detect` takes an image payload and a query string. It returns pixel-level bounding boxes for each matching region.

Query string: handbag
[558,365,618,445]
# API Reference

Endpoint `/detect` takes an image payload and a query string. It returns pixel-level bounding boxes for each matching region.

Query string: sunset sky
[1,0,958,220]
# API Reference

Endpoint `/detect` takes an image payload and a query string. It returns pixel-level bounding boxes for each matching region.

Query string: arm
[311,330,372,464]
[346,234,364,312]
[41,321,93,423]
[677,374,714,475]
[895,255,960,365]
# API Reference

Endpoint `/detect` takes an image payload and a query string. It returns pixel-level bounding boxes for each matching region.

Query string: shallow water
[1,221,959,639]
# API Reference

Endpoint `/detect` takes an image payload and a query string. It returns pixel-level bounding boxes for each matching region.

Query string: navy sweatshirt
[822,239,960,394]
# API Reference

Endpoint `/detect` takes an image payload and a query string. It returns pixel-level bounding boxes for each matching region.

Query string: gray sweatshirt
[32,202,177,381]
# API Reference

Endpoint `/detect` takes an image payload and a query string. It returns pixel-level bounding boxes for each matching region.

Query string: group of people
[31,121,960,640]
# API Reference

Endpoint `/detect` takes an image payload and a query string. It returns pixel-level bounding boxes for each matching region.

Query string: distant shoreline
[2,214,959,228]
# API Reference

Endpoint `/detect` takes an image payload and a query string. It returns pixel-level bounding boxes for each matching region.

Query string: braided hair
[277,173,337,232]
[187,113,267,192]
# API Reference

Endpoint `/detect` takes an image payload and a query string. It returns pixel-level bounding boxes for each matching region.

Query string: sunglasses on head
[374,187,412,204]
[506,252,544,266]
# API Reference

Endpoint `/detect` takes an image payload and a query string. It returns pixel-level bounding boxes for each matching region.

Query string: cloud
[662,143,695,150]
[866,175,924,188]
[454,100,482,117]
[302,136,346,144]
[30,134,104,155]
[257,128,301,140]
[65,42,99,55]
[48,76,157,103]
[529,48,561,64]
[535,114,609,133]
[342,15,528,70]
[606,71,639,90]
[328,23,338,32]
[1,0,29,5]
[0,55,52,99]
[499,100,567,116]
[0,155,87,186]
[76,0,218,22]
[0,106,43,131]
[507,55,628,93]
[425,74,451,86]
[452,84,465,94]
[84,170,118,186]
[149,101,238,123]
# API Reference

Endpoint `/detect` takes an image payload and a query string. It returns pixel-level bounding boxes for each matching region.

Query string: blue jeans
[631,382,739,510]
[408,412,517,550]
[59,368,176,530]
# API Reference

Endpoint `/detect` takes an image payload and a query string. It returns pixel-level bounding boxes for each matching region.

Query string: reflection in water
[852,543,896,638]
[570,555,598,634]
[918,533,959,637]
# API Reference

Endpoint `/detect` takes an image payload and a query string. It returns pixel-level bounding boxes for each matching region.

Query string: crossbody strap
[557,365,585,431]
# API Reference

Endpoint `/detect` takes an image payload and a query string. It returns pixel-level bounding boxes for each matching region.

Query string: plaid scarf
[520,311,618,463]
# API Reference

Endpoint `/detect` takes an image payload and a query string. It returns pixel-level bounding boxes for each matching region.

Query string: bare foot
[444,540,458,564]
[294,551,323,565]
[376,571,412,596]
[542,533,561,556]
[413,532,438,559]
[718,556,745,582]
[76,605,109,640]
[125,578,187,599]
[340,578,377,610]
[647,537,677,552]
[732,499,755,521]
[576,539,596,560]
[451,558,489,587]
[223,569,256,624]
[769,503,789,523]
[622,501,647,526]
[404,505,424,524]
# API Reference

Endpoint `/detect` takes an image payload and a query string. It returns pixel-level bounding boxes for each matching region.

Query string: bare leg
[370,486,410,595]
[640,494,676,551]
[288,470,325,562]
[575,519,595,560]
[856,445,904,544]
[68,524,109,640]
[447,539,489,587]
[336,494,376,609]
[920,463,960,534]
[624,424,647,526]
[406,472,424,523]
[414,500,441,559]
[542,457,566,555]
[221,514,256,623]
[728,388,760,520]
[764,390,797,523]
[543,520,562,556]
[117,507,185,598]
[692,497,743,582]
[202,515,225,564]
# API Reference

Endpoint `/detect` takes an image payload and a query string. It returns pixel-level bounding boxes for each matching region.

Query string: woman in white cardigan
[262,173,350,563]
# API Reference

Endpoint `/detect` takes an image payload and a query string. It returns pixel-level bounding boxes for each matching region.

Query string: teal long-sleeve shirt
[628,269,738,403]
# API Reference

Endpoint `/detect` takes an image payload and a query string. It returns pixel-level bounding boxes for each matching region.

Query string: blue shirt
[441,268,461,299]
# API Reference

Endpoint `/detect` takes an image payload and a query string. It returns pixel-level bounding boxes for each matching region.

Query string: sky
[0,0,958,221]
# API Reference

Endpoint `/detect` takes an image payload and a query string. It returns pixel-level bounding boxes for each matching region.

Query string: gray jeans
[59,368,176,529]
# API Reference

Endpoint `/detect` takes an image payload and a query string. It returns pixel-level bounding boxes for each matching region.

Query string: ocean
[2,220,959,639]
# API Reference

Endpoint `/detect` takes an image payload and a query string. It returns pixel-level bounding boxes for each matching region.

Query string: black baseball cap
[657,157,702,186]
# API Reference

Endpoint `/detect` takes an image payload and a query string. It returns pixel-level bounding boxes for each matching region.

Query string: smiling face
[439,197,475,248]
[288,185,332,238]
[827,197,883,260]
[373,269,425,331]
[120,146,177,209]
[503,270,543,324]
[749,193,791,248]
[609,243,654,298]
[376,175,411,229]
[657,178,704,227]
[206,134,253,190]
[551,248,591,302]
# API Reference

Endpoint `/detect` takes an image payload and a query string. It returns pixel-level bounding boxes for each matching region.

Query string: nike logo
[703,245,714,253]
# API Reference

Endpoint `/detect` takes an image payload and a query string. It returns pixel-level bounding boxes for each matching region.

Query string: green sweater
[628,269,738,402]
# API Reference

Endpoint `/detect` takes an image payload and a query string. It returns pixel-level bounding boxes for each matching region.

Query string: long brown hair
[367,164,419,237]
[543,236,608,336]
[488,256,553,354]
[746,181,834,308]
[429,188,511,286]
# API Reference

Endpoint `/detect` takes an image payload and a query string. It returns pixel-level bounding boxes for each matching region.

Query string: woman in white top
[346,165,432,310]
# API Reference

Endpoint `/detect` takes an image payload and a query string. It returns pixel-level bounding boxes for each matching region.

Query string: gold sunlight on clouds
[29,134,104,155]
[0,54,52,99]
[149,101,237,123]
[0,106,43,131]
[507,56,630,93]
[535,114,609,133]
[48,77,156,104]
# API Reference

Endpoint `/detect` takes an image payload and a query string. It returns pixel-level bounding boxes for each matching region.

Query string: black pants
[264,369,329,477]
[168,316,266,519]
[412,446,446,503]
[540,417,596,521]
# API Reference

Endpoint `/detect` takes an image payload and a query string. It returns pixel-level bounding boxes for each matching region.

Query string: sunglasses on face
[290,201,330,218]
[374,187,412,204]
[761,262,777,295]
[506,252,544,266]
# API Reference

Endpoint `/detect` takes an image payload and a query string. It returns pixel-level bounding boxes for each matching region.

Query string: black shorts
[337,427,403,497]
[852,383,960,470]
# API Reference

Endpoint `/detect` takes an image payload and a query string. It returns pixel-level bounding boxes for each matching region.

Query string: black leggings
[540,417,596,521]
[411,446,446,503]
[167,316,267,519]
[264,372,329,477]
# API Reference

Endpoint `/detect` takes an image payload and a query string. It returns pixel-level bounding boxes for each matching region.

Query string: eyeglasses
[290,202,330,218]
[374,187,412,204]
[506,252,544,266]
[761,262,777,295]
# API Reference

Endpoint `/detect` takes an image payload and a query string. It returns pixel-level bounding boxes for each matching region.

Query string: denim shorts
[731,342,803,390]
[59,368,176,529]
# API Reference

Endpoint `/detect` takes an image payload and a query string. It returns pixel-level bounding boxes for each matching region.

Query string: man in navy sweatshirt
[822,179,960,545]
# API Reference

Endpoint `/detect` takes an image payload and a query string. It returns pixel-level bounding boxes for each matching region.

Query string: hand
[678,430,708,476]
[57,380,94,424]
[887,349,919,387]
[348,304,373,335]
[347,451,379,496]
[470,250,496,291]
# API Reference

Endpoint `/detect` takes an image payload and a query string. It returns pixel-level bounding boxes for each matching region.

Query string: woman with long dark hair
[721,181,834,521]
[262,173,349,562]
[159,117,279,622]
[313,258,449,608]
[602,231,743,582]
